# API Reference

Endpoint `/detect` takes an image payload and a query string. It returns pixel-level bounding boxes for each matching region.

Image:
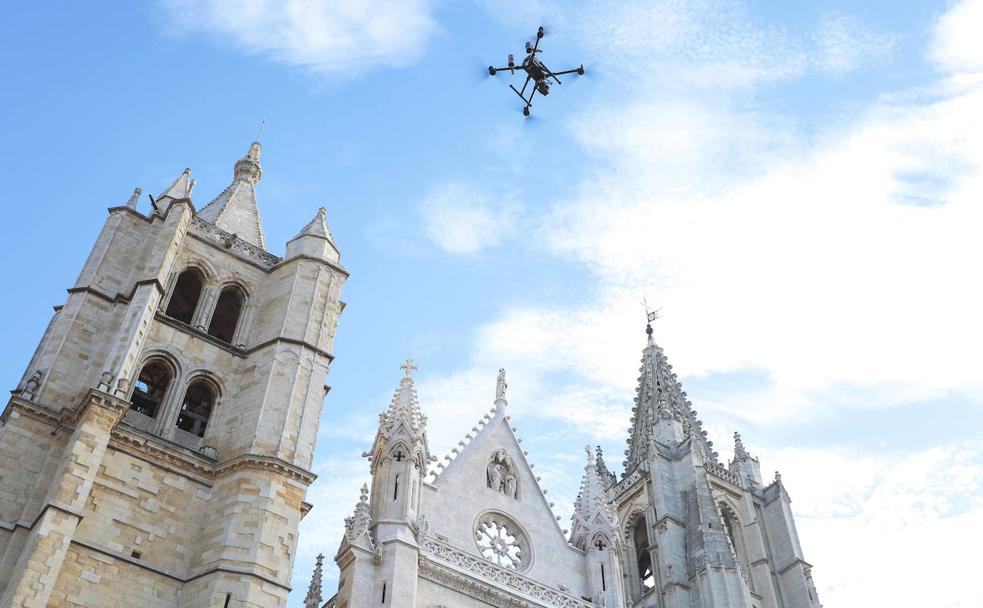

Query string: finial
[360,482,369,500]
[496,368,508,401]
[734,431,749,460]
[256,120,266,142]
[585,444,594,463]
[400,359,418,378]
[125,187,142,209]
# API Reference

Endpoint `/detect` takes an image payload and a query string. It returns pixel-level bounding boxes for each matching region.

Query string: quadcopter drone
[488,26,585,116]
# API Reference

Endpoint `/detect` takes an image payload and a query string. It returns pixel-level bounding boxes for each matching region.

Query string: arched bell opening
[165,268,205,324]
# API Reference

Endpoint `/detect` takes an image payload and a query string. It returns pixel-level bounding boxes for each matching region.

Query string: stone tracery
[474,512,530,571]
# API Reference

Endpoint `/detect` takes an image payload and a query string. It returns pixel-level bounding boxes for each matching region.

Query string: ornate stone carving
[344,484,372,546]
[420,536,592,608]
[487,449,518,499]
[496,368,508,400]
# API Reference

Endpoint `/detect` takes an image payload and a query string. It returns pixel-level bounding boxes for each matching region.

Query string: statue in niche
[487,448,518,499]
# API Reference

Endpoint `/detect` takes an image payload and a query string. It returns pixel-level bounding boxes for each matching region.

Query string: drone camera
[536,81,550,96]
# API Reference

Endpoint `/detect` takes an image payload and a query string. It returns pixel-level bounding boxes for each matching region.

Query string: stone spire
[571,446,621,551]
[365,360,432,472]
[295,206,334,240]
[197,141,267,250]
[303,554,324,608]
[594,445,617,488]
[624,323,717,473]
[157,168,194,202]
[343,484,374,548]
[125,187,142,210]
[381,359,426,434]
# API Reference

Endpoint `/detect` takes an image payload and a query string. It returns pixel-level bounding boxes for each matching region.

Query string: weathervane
[642,298,662,325]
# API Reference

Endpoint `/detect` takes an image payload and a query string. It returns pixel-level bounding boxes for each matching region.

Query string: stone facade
[0,142,347,607]
[316,324,821,608]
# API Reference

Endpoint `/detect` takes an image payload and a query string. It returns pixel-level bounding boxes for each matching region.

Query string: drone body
[488,26,584,116]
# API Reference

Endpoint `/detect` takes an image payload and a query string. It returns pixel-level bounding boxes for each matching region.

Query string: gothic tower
[614,324,821,608]
[0,142,347,607]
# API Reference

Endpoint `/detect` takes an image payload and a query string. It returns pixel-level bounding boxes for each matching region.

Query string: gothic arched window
[165,268,205,324]
[175,379,216,437]
[633,518,655,590]
[207,286,244,343]
[129,360,172,418]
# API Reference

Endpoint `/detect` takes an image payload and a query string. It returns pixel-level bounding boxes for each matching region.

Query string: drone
[488,26,585,116]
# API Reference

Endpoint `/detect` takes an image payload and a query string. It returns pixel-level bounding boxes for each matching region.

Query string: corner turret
[286,206,340,264]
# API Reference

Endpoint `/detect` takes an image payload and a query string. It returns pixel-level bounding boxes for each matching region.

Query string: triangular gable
[420,404,584,586]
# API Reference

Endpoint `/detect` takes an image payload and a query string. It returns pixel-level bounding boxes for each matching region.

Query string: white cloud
[813,12,897,75]
[160,0,438,74]
[932,0,983,75]
[767,442,983,608]
[420,182,521,254]
[461,0,983,426]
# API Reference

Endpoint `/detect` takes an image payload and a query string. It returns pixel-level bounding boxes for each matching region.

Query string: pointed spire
[381,359,426,433]
[295,206,334,240]
[733,431,750,461]
[197,141,267,249]
[343,483,373,546]
[595,445,617,488]
[158,168,193,201]
[303,554,324,608]
[624,323,717,473]
[571,445,621,550]
[125,187,142,209]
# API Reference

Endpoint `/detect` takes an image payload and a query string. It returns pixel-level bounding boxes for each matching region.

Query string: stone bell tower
[0,141,347,607]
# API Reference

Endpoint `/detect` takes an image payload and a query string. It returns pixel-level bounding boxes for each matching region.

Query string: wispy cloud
[420,182,521,254]
[813,12,898,75]
[160,0,438,75]
[770,442,983,607]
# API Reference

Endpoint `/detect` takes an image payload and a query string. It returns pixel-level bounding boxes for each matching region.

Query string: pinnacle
[197,141,267,249]
[157,168,194,202]
[733,431,750,461]
[294,206,334,241]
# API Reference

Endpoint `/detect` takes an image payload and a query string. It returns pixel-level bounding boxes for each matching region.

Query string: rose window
[474,513,530,571]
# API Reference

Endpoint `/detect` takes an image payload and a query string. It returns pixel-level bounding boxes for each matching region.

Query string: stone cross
[400,359,418,378]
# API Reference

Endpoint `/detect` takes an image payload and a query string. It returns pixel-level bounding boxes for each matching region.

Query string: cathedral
[310,325,823,608]
[0,144,821,608]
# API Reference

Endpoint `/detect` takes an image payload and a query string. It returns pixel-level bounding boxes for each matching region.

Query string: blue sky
[2,1,983,606]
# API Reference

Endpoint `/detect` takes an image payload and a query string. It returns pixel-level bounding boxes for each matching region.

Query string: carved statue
[496,368,507,400]
[414,514,429,541]
[487,451,504,492]
[504,470,517,499]
[22,370,43,400]
[487,449,518,499]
